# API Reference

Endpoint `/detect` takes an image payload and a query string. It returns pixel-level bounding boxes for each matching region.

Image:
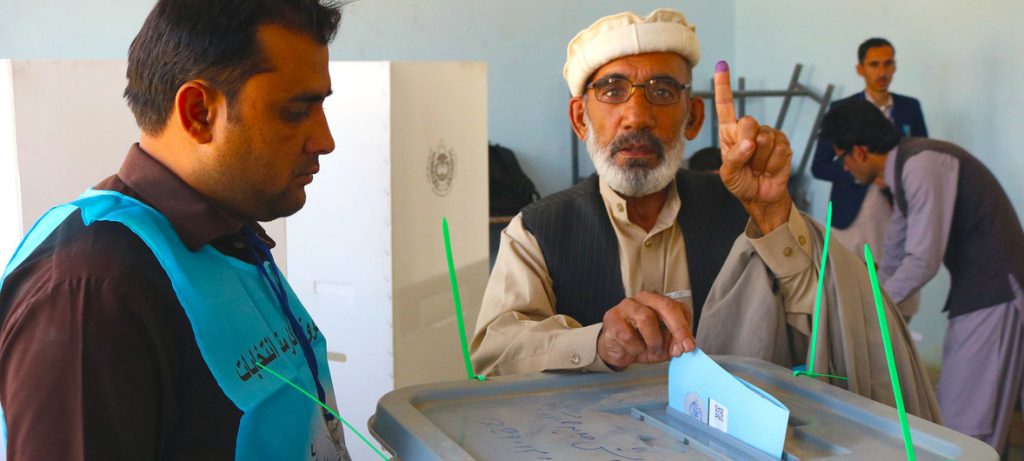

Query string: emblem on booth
[427,139,456,196]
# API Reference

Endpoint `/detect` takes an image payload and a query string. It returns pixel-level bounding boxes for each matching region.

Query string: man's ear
[684,96,705,140]
[174,81,219,144]
[855,63,865,78]
[569,96,588,141]
[852,145,870,160]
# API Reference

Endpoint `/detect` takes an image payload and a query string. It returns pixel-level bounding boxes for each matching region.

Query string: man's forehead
[252,24,331,94]
[863,46,895,61]
[592,52,690,79]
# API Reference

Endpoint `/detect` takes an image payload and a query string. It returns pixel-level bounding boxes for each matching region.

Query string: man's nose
[620,90,656,131]
[306,108,335,155]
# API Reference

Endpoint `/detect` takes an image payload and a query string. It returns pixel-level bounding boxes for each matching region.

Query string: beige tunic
[697,212,942,423]
[470,176,817,376]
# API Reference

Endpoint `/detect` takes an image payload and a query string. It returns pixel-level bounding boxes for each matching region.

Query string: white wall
[0,61,136,267]
[733,0,1024,366]
[0,62,20,273]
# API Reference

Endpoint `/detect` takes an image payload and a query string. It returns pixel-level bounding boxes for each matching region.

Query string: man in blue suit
[812,38,927,316]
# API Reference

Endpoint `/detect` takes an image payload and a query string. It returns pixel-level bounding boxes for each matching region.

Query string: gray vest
[520,171,748,331]
[894,137,1024,317]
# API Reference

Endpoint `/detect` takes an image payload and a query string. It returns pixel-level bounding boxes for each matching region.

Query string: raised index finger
[714,61,737,127]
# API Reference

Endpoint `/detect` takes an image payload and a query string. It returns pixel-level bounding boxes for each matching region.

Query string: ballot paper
[668,349,789,458]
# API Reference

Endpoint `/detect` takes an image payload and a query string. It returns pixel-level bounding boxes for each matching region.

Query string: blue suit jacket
[811,91,928,229]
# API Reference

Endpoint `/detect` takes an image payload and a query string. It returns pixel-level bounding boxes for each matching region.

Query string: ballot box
[370,356,997,460]
[287,61,489,461]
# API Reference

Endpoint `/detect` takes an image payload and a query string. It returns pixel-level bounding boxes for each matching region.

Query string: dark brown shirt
[0,145,275,460]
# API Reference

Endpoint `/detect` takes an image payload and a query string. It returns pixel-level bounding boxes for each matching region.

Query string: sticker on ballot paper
[683,392,707,423]
[709,398,728,432]
[668,349,789,459]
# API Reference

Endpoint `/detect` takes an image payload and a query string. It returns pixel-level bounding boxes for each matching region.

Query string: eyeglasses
[586,76,691,105]
[833,150,851,164]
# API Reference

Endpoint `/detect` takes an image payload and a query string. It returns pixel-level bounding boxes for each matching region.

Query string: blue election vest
[0,189,347,460]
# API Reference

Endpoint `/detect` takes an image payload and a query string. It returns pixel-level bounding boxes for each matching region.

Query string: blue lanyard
[242,227,334,422]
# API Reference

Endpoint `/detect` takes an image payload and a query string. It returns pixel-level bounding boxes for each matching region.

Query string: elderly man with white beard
[470,8,940,421]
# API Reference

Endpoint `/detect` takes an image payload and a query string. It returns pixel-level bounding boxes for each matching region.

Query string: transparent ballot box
[370,356,996,460]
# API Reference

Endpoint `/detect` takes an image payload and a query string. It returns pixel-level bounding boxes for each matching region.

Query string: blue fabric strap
[242,226,332,422]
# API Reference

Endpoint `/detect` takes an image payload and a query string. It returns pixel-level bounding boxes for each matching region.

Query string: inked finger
[713,61,737,127]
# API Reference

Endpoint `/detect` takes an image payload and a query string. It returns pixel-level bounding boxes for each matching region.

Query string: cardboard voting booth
[286,61,489,461]
[371,356,998,460]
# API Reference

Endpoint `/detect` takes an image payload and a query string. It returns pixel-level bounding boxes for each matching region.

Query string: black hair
[687,147,722,172]
[857,37,894,63]
[819,99,900,154]
[124,0,344,134]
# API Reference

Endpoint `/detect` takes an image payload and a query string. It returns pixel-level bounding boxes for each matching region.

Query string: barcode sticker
[709,398,728,433]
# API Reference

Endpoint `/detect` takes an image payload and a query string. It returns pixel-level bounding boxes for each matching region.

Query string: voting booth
[286,61,489,461]
[371,356,998,460]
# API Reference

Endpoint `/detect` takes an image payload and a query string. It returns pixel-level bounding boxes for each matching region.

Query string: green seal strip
[255,362,389,460]
[442,218,486,381]
[863,245,917,461]
[794,202,848,381]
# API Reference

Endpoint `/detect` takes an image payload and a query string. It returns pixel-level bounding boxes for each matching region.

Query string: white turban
[563,8,701,97]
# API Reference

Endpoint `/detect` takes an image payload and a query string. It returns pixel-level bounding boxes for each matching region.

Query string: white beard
[584,112,686,197]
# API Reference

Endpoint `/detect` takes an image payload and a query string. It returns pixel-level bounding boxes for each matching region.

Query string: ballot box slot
[631,406,777,460]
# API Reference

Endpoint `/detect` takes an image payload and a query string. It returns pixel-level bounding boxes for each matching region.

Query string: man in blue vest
[0,1,349,459]
[811,38,927,282]
[821,99,1024,454]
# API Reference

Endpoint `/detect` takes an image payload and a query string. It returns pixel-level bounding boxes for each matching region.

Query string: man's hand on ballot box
[597,291,695,370]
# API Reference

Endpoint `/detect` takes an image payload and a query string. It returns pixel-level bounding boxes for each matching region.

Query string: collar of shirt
[598,175,681,237]
[883,144,900,189]
[864,91,894,120]
[113,143,274,251]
